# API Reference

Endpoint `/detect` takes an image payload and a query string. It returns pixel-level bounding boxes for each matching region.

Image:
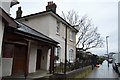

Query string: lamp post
[106,36,109,67]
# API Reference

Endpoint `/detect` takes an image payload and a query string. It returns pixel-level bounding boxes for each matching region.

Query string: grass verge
[74,67,93,79]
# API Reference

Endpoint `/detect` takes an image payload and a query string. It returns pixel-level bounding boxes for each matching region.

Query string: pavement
[86,60,119,79]
[2,70,52,80]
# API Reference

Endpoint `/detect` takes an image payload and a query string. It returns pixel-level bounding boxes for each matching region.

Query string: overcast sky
[10,0,119,56]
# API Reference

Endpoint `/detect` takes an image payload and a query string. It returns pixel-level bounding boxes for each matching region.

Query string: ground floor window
[69,49,74,62]
[55,47,61,62]
[57,47,61,57]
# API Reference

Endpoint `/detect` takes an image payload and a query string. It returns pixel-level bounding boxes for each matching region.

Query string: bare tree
[62,10,104,51]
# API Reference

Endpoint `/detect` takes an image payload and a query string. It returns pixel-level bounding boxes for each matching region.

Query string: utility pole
[106,36,109,67]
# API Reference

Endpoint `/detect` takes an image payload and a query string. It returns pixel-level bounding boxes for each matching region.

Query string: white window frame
[56,21,60,35]
[69,31,74,41]
[57,47,61,57]
[69,49,74,62]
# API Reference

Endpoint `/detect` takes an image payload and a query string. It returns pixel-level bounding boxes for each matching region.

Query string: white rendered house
[16,1,78,64]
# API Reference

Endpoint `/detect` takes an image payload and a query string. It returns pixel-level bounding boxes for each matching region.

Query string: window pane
[57,47,61,56]
[56,21,60,34]
[69,31,74,41]
[69,49,74,61]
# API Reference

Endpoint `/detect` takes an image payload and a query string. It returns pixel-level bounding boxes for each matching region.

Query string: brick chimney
[16,7,22,18]
[46,1,57,13]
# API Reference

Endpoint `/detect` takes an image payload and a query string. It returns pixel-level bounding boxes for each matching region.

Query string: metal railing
[54,59,92,73]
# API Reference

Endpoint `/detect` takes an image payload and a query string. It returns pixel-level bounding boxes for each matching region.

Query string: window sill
[69,39,74,42]
[56,33,60,36]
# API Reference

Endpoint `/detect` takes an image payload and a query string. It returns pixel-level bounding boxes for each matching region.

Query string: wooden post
[49,46,55,74]
[49,47,52,74]
[25,41,30,79]
[52,47,55,74]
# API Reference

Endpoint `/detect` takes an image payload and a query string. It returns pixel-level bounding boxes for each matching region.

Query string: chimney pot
[46,1,57,13]
[48,2,50,5]
[16,6,22,18]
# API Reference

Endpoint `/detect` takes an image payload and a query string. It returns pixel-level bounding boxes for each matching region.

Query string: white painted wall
[18,15,50,36]
[48,15,66,62]
[29,42,50,72]
[67,28,76,62]
[0,22,4,59]
[29,42,37,73]
[46,49,51,70]
[0,0,12,14]
[50,37,65,62]
[48,15,76,63]
[2,58,13,76]
[0,22,4,77]
[18,13,77,64]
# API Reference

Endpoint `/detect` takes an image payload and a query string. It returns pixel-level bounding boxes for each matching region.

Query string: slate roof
[15,21,59,45]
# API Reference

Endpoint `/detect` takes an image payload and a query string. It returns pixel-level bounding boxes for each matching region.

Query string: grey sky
[10,0,119,55]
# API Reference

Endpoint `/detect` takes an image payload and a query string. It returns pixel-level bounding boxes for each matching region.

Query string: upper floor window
[56,21,60,35]
[69,49,74,62]
[69,31,74,41]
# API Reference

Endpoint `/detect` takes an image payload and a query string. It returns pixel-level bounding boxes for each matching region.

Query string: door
[36,49,42,70]
[12,45,27,75]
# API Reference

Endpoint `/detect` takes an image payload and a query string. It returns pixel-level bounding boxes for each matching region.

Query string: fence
[54,59,92,73]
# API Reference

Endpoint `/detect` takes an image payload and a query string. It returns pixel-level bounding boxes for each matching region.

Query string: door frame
[36,49,42,70]
[12,44,27,75]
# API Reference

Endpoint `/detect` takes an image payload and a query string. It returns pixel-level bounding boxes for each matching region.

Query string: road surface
[86,60,119,79]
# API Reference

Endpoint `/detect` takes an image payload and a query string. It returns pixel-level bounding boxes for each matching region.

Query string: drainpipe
[64,26,67,74]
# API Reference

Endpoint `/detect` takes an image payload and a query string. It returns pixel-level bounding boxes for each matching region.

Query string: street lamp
[106,36,109,67]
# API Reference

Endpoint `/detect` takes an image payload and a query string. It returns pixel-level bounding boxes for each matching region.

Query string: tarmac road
[86,60,119,79]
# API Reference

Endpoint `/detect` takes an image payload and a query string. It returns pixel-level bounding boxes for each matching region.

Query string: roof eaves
[16,30,59,45]
[49,11,79,33]
[15,10,51,20]
[16,10,78,32]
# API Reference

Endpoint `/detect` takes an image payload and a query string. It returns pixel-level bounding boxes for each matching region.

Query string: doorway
[36,49,42,70]
[12,44,27,75]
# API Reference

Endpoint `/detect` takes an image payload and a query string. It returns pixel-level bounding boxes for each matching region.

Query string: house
[16,1,78,64]
[1,0,59,78]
